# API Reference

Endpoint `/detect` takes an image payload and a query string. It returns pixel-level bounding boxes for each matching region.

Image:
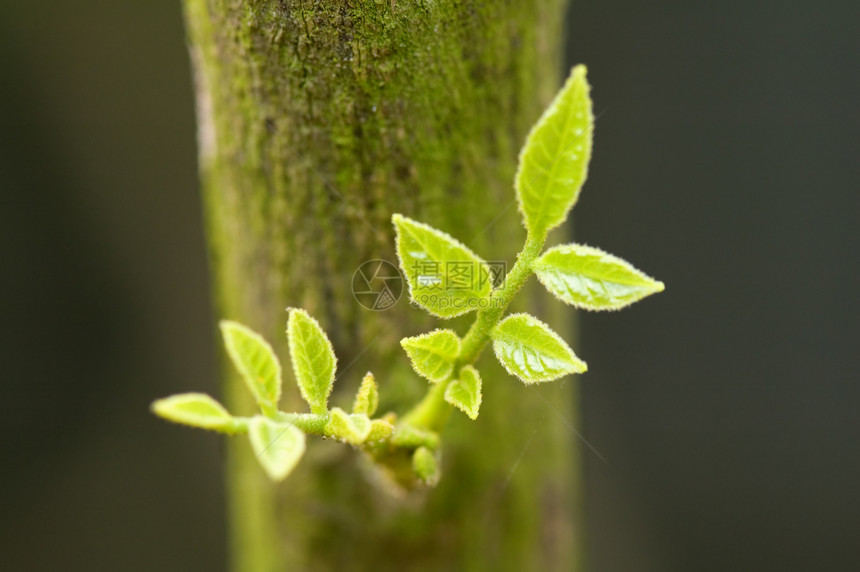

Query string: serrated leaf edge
[287,308,337,415]
[444,366,482,420]
[514,64,593,235]
[491,312,587,383]
[391,213,493,319]
[220,320,282,406]
[400,329,461,383]
[532,243,665,311]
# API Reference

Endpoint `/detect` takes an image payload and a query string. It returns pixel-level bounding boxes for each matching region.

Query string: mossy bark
[184,1,583,570]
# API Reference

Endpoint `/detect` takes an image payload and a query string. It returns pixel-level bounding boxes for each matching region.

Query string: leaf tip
[218,319,238,334]
[150,397,168,418]
[286,306,306,320]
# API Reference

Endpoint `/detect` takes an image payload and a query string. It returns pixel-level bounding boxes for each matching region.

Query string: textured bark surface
[184,0,582,569]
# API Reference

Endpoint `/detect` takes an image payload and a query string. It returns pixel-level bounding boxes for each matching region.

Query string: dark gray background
[1,1,858,570]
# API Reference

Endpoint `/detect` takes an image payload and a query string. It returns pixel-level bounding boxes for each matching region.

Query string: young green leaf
[401,329,461,383]
[325,407,372,445]
[287,308,337,415]
[533,244,665,310]
[444,365,483,420]
[352,372,379,416]
[392,214,493,318]
[515,64,593,236]
[247,416,306,481]
[491,313,587,383]
[365,419,395,443]
[412,446,440,485]
[151,393,239,433]
[220,320,282,409]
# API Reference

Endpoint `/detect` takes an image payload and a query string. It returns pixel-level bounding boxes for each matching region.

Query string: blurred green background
[1,1,858,570]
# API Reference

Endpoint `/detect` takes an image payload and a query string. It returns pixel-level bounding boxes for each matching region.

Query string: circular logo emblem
[351,259,404,311]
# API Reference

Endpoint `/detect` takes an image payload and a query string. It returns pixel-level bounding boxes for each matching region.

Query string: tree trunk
[184,1,583,569]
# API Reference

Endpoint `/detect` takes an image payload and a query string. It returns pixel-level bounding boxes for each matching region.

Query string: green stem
[277,412,329,434]
[259,401,279,420]
[400,380,451,431]
[403,231,547,431]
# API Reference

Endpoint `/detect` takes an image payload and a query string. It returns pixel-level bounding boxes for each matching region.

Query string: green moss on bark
[184,0,582,569]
